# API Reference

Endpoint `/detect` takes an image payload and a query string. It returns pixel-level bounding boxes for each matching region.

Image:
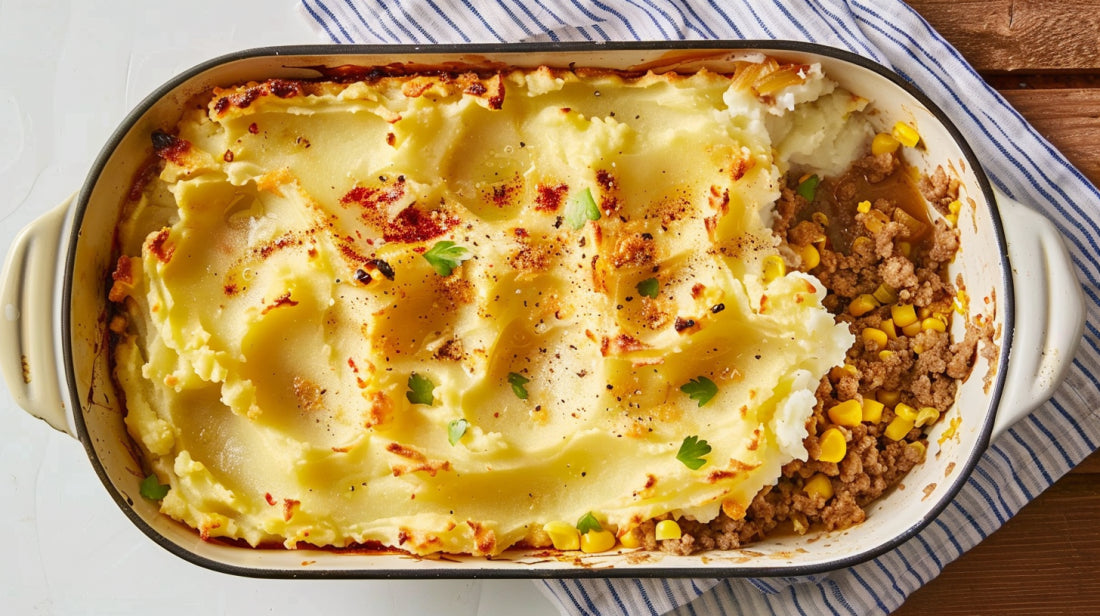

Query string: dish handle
[1,196,75,437]
[991,188,1085,442]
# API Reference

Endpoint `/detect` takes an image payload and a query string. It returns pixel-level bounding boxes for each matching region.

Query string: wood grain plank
[999,88,1100,186]
[895,473,1100,615]
[905,0,1100,72]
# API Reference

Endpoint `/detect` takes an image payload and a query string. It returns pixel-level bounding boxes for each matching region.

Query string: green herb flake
[680,376,718,407]
[422,240,472,276]
[796,174,821,202]
[676,436,712,470]
[576,511,603,534]
[406,372,436,405]
[448,418,469,446]
[565,187,601,230]
[636,277,659,299]
[507,371,530,400]
[139,473,169,500]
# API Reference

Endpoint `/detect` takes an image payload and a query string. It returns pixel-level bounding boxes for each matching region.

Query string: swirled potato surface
[111,61,866,555]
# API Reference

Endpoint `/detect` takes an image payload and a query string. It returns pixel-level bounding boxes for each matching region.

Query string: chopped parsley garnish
[139,473,169,500]
[406,372,436,405]
[507,372,530,399]
[576,511,603,534]
[636,277,659,299]
[448,418,469,445]
[676,436,712,470]
[422,240,472,276]
[565,187,601,230]
[796,174,821,202]
[680,376,718,407]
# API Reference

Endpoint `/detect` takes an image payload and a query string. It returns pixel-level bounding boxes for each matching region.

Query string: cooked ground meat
[659,150,981,554]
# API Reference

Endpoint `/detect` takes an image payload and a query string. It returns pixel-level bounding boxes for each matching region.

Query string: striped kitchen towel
[301,1,1100,614]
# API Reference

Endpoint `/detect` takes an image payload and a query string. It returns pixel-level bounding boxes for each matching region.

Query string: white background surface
[0,1,559,613]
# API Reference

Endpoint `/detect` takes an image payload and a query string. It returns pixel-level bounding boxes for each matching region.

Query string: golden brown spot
[293,377,324,412]
[535,183,568,212]
[256,168,295,196]
[387,442,452,477]
[434,338,466,361]
[747,428,761,451]
[199,520,222,541]
[709,185,731,215]
[365,389,391,429]
[600,334,649,357]
[611,232,655,268]
[708,460,759,483]
[509,235,552,273]
[466,521,498,555]
[283,498,300,521]
[108,256,135,302]
[262,292,299,315]
[147,229,174,263]
[435,275,475,305]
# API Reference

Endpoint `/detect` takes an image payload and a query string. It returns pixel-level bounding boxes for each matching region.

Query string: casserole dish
[0,41,1085,578]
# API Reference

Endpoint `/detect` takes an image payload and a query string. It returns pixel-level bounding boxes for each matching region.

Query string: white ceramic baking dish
[0,42,1085,579]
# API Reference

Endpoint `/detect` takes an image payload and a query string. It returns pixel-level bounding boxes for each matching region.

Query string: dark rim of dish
[61,40,1012,580]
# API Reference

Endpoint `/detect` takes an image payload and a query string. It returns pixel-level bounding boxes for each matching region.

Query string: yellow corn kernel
[948,199,962,215]
[894,402,918,421]
[902,321,922,337]
[954,289,969,315]
[863,209,889,233]
[918,306,932,319]
[722,499,747,520]
[893,208,928,239]
[880,320,897,341]
[842,362,860,377]
[817,428,847,463]
[871,132,900,156]
[812,211,829,227]
[921,317,947,333]
[849,294,879,317]
[877,390,900,406]
[618,529,642,549]
[543,521,581,551]
[897,241,912,258]
[828,399,863,427]
[655,520,682,541]
[878,350,895,361]
[763,255,786,283]
[915,406,940,428]
[851,235,875,253]
[804,473,834,501]
[945,213,958,227]
[892,121,920,148]
[907,441,927,460]
[862,398,885,423]
[885,416,916,441]
[856,199,872,214]
[891,304,918,327]
[791,512,810,535]
[581,529,617,553]
[872,283,897,305]
[862,327,888,351]
[799,244,820,270]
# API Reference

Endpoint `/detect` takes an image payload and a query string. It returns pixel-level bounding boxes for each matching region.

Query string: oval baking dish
[0,41,1085,579]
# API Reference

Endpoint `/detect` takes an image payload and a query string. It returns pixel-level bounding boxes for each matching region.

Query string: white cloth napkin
[300,1,1100,614]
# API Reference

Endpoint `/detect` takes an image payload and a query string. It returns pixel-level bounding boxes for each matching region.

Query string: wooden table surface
[893,2,1100,614]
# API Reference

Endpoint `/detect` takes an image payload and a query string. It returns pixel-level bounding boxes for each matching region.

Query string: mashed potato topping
[111,60,868,555]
